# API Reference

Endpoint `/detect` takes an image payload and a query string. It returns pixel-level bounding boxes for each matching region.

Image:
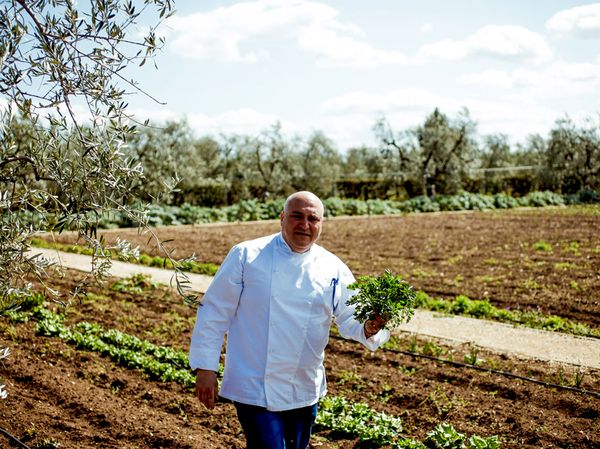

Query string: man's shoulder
[234,233,278,251]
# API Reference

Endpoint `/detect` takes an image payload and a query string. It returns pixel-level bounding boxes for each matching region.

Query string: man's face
[280,195,323,253]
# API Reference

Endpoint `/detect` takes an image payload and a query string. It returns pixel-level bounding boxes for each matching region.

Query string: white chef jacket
[189,232,389,411]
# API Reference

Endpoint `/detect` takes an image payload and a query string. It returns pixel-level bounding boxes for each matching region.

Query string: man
[189,191,389,449]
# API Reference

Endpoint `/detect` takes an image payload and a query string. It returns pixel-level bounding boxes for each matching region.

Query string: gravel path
[31,247,600,370]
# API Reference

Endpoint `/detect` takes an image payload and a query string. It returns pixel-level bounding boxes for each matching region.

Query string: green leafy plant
[426,423,500,449]
[348,270,417,329]
[111,274,162,294]
[464,346,483,366]
[315,395,403,446]
[467,435,500,449]
[426,422,465,448]
[532,240,553,252]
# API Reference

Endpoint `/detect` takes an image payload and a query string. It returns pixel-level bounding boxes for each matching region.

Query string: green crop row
[316,394,403,446]
[414,293,599,338]
[22,189,598,229]
[131,190,575,227]
[29,237,220,276]
[316,395,499,448]
[33,308,197,387]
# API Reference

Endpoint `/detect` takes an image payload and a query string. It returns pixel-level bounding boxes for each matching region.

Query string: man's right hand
[195,369,219,409]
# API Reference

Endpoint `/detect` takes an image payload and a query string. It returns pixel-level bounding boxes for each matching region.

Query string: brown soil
[71,206,600,329]
[3,206,599,448]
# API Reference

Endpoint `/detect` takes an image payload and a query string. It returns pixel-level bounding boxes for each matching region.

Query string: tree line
[112,108,600,205]
[4,107,599,211]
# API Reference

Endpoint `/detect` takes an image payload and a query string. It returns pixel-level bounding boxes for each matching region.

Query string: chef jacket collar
[276,232,315,257]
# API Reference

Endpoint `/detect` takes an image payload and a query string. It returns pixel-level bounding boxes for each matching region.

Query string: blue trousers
[234,402,318,449]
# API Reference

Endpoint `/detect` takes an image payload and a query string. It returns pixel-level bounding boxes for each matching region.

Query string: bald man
[189,191,389,449]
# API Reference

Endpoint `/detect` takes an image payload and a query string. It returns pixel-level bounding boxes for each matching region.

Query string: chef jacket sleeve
[189,244,244,372]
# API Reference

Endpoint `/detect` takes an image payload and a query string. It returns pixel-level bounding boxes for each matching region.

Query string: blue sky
[128,1,600,151]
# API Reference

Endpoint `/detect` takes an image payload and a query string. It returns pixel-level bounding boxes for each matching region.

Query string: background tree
[0,0,179,316]
[414,108,478,196]
[175,135,229,206]
[251,123,297,198]
[476,133,512,193]
[543,116,600,193]
[293,131,341,198]
[219,134,254,204]
[373,117,417,198]
[337,145,389,199]
[127,120,194,204]
[374,109,478,197]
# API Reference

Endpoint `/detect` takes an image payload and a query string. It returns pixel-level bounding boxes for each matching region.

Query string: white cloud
[130,107,285,137]
[417,25,553,63]
[459,69,516,89]
[131,107,180,125]
[186,108,290,136]
[420,23,433,33]
[546,4,600,38]
[466,99,558,141]
[162,0,407,67]
[459,61,600,95]
[318,87,567,147]
[318,89,468,148]
[321,88,463,115]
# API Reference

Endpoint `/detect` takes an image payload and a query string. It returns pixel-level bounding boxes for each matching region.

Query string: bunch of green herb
[347,270,416,329]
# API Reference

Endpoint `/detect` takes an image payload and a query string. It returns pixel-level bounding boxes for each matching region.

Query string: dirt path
[30,247,600,370]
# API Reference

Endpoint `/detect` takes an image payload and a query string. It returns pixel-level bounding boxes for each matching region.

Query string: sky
[127,0,600,151]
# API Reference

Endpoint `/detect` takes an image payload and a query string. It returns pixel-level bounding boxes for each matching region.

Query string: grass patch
[414,292,599,338]
[562,241,581,255]
[532,240,553,252]
[29,237,220,276]
[521,279,542,290]
[554,262,579,270]
[475,275,504,284]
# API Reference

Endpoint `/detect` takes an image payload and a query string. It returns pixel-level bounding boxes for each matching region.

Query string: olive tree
[475,133,512,193]
[543,116,600,193]
[373,116,417,196]
[414,108,478,196]
[374,109,478,197]
[250,123,298,199]
[293,131,342,198]
[0,0,200,317]
[126,120,194,204]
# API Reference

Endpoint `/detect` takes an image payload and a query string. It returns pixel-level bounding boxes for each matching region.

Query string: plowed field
[2,206,599,448]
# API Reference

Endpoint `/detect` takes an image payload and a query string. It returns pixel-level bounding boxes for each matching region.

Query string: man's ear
[280,211,285,221]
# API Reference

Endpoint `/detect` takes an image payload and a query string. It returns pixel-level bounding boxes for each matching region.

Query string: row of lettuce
[34,188,598,229]
[5,293,499,449]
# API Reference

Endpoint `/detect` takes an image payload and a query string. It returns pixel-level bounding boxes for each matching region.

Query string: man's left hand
[364,314,387,339]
